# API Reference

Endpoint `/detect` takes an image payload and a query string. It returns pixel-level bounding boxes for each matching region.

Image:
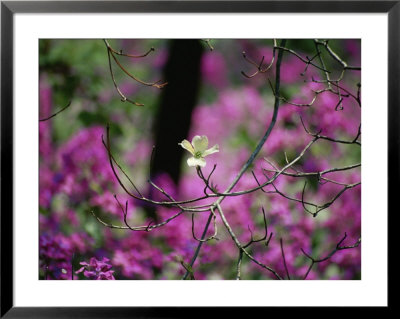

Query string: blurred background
[39,39,361,280]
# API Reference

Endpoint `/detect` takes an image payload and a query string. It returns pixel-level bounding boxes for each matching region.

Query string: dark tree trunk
[151,39,204,184]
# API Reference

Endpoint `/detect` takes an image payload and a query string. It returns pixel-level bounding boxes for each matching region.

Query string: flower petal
[179,139,194,155]
[75,266,86,274]
[202,144,219,157]
[187,156,206,167]
[192,135,209,152]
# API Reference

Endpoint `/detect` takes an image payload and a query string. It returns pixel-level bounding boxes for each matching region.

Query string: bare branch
[104,39,167,106]
[301,233,361,279]
[280,238,291,280]
[39,101,71,122]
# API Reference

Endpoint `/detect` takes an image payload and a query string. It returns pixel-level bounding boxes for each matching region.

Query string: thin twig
[301,233,361,279]
[39,101,71,122]
[280,238,291,280]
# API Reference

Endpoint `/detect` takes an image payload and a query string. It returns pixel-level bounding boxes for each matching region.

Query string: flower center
[194,151,203,158]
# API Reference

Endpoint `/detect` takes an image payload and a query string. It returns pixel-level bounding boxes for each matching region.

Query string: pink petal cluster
[76,257,115,280]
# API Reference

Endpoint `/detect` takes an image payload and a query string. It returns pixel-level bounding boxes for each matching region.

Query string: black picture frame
[1,1,395,317]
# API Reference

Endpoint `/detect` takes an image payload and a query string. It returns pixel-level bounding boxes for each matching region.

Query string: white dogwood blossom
[179,135,219,167]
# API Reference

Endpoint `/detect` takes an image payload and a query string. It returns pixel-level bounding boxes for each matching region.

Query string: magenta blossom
[76,257,115,280]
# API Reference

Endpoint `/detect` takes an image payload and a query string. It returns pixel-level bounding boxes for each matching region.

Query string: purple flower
[76,257,115,280]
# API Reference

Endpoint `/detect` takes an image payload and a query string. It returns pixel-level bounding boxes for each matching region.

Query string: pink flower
[76,257,115,280]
